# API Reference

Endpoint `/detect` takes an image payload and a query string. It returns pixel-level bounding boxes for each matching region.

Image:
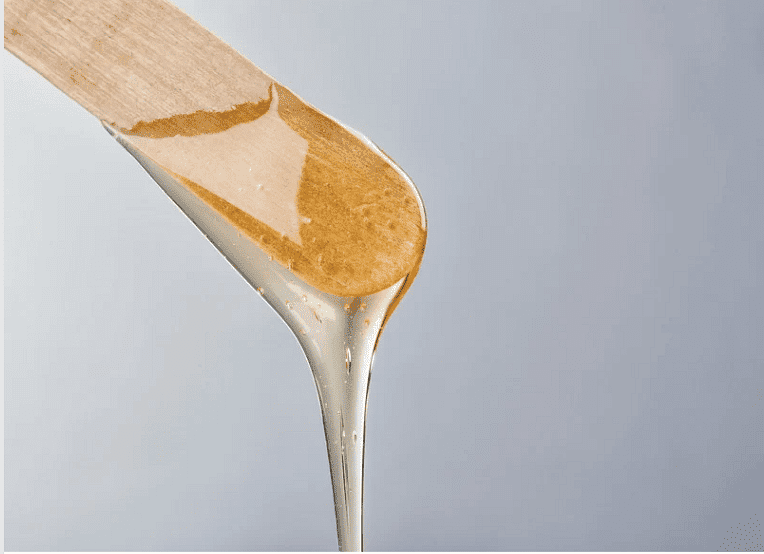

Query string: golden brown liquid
[117,83,426,298]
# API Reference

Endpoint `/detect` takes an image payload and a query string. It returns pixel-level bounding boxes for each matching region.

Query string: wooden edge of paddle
[4,0,426,298]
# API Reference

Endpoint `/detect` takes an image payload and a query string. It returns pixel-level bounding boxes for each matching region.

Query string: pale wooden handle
[4,0,272,129]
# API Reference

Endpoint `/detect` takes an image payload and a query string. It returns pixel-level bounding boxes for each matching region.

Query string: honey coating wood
[120,81,425,297]
[5,0,426,297]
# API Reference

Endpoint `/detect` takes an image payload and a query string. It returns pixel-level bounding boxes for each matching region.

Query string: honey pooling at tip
[120,82,426,298]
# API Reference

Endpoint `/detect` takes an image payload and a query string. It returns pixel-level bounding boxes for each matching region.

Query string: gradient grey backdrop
[4,1,763,551]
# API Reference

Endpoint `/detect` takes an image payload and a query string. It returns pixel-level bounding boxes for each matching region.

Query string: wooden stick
[4,0,426,297]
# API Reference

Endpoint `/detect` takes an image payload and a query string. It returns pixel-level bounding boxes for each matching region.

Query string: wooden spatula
[5,1,427,551]
[4,0,426,298]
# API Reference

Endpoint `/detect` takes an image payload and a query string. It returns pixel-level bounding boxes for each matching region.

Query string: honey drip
[104,117,425,551]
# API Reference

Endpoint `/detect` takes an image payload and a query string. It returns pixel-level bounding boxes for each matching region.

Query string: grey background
[4,0,763,551]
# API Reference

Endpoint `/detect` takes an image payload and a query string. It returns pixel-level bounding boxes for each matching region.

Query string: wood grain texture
[5,0,426,297]
[4,0,271,127]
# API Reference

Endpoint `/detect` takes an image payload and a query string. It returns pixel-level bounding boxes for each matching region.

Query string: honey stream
[104,122,425,551]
